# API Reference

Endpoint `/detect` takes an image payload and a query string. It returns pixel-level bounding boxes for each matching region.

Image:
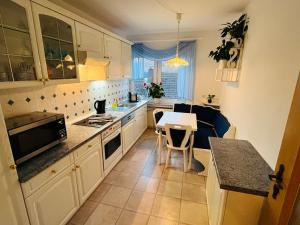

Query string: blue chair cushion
[214,112,230,137]
[193,127,217,149]
[168,129,190,147]
[191,105,219,125]
[154,111,164,124]
[174,103,191,113]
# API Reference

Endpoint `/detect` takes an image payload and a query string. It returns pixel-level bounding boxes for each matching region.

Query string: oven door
[102,128,122,170]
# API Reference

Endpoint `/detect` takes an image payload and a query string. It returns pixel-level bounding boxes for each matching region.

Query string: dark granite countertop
[209,137,274,197]
[17,100,148,183]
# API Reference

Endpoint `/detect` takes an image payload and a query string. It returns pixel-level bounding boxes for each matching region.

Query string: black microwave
[5,112,67,165]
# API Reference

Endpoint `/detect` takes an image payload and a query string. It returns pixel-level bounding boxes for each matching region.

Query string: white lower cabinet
[25,166,79,225]
[134,105,147,140]
[122,119,135,155]
[207,159,264,225]
[75,146,103,204]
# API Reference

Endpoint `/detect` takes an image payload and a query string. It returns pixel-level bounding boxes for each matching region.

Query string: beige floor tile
[151,195,181,221]
[101,186,132,208]
[68,200,98,225]
[162,168,184,182]
[180,201,209,225]
[116,210,149,225]
[88,183,112,202]
[84,203,122,225]
[114,160,145,174]
[142,164,164,178]
[157,180,182,199]
[183,173,206,186]
[103,170,121,184]
[125,191,155,214]
[134,176,160,193]
[112,171,140,188]
[181,183,207,204]
[147,216,178,225]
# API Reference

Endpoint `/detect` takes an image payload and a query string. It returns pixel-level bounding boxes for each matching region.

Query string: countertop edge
[17,100,149,183]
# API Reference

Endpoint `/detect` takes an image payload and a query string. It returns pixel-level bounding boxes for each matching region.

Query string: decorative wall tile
[0,80,129,121]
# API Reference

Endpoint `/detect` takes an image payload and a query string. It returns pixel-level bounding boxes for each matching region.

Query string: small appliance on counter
[128,92,138,102]
[94,99,106,114]
[5,112,67,165]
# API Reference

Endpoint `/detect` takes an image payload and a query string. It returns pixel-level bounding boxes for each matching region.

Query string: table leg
[158,129,162,164]
[188,132,194,170]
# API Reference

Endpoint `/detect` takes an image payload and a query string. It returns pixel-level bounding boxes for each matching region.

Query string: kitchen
[1,0,300,225]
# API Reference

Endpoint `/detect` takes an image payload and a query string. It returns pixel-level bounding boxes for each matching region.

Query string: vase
[218,60,227,69]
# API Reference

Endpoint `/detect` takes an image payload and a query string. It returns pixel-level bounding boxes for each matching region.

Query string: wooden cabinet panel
[25,166,79,225]
[75,147,103,204]
[0,0,43,89]
[121,42,131,78]
[32,3,79,84]
[104,34,122,79]
[75,22,104,56]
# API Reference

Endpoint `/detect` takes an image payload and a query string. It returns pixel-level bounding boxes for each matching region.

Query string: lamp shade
[166,56,189,67]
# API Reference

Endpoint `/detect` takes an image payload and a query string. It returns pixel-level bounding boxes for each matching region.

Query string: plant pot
[152,97,161,103]
[208,99,212,103]
[218,60,228,69]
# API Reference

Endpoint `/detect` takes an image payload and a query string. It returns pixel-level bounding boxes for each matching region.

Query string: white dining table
[156,112,197,171]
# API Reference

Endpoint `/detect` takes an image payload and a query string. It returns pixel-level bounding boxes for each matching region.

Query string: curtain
[132,41,196,100]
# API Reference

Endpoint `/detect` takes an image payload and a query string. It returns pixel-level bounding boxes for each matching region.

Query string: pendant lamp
[166,13,189,67]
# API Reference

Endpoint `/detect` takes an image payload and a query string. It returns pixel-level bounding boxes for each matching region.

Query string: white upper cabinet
[32,3,79,85]
[121,42,132,78]
[0,0,42,89]
[104,34,122,79]
[75,22,104,57]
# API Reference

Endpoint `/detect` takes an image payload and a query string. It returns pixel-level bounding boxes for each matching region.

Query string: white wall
[129,31,221,103]
[220,0,300,168]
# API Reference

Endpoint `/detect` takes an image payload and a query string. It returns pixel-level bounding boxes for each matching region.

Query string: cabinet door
[25,166,79,225]
[32,3,78,84]
[104,34,122,79]
[121,42,131,78]
[122,120,135,155]
[0,0,42,89]
[75,147,103,204]
[75,22,104,56]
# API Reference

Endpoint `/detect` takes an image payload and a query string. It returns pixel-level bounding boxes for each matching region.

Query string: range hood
[77,50,110,67]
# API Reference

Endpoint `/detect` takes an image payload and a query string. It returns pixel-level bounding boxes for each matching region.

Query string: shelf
[215,68,240,82]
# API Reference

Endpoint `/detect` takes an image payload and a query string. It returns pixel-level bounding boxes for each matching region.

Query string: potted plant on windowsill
[145,82,165,102]
[207,94,215,103]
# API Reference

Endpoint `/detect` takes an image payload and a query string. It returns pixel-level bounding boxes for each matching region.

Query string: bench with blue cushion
[192,105,231,149]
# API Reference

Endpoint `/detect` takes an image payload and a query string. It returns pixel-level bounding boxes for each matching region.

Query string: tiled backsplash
[0,80,129,121]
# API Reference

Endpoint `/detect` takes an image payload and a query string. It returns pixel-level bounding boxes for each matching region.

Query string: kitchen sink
[117,103,137,108]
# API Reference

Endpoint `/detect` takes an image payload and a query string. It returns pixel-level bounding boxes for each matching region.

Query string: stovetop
[73,114,116,128]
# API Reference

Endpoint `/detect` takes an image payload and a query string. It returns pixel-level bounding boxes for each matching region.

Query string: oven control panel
[102,121,121,139]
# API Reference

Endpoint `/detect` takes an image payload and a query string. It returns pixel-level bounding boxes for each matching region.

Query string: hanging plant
[209,14,249,65]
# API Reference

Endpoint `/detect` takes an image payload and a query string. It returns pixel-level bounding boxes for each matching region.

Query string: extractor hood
[77,50,110,67]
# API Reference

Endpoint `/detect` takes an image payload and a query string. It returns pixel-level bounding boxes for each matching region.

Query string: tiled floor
[68,129,209,225]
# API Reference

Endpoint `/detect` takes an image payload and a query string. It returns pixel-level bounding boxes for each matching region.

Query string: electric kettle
[94,99,106,114]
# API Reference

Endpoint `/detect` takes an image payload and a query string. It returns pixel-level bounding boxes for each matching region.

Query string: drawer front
[74,135,101,160]
[22,154,73,198]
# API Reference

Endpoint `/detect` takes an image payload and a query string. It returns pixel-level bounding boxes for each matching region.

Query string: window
[132,59,179,99]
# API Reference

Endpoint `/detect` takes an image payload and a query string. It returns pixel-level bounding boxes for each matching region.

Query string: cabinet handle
[9,164,17,170]
[72,168,76,171]
[45,78,49,81]
[75,165,80,168]
[88,144,92,148]
[51,170,56,174]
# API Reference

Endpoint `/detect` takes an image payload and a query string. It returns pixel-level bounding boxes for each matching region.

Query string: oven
[101,121,122,172]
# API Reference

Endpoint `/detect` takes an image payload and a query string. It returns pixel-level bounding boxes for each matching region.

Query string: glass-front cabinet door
[32,3,78,83]
[0,0,42,88]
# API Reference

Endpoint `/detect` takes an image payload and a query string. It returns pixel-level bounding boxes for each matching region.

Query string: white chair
[153,109,166,150]
[164,124,192,172]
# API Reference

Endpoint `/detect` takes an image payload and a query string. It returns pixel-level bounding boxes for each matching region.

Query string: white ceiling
[50,0,250,39]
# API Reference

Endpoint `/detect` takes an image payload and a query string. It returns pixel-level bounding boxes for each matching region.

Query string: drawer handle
[51,170,56,174]
[75,165,80,168]
[72,168,76,171]
[9,164,17,170]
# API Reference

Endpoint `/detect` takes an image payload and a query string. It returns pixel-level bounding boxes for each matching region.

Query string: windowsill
[147,98,192,109]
